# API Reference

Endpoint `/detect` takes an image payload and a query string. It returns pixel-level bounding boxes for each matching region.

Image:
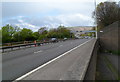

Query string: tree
[93,1,119,29]
[19,28,34,41]
[33,32,39,40]
[2,24,75,43]
[0,29,2,43]
[2,24,20,43]
[46,26,73,39]
[37,27,48,41]
[46,29,58,38]
[57,26,71,38]
[38,27,48,34]
[13,31,21,42]
[38,34,47,41]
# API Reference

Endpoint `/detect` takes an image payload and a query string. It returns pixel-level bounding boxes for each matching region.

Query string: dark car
[50,38,58,42]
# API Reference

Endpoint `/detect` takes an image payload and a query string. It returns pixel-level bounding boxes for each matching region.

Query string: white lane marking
[34,50,42,54]
[59,45,63,47]
[14,39,94,81]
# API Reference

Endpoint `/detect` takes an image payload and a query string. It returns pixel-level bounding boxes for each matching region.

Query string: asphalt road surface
[2,39,91,80]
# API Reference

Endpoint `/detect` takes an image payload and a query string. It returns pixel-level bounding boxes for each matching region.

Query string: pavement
[2,38,94,80]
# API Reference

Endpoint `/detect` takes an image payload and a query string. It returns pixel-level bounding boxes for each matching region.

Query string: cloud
[4,0,116,31]
[15,23,39,31]
[18,19,24,23]
[1,0,95,2]
[2,0,119,3]
[3,13,94,31]
[2,0,119,19]
[2,1,95,19]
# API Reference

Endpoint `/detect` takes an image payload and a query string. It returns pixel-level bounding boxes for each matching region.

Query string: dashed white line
[34,50,42,54]
[59,45,63,47]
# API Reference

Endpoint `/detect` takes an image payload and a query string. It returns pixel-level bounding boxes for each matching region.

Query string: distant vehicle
[84,36,86,38]
[63,38,67,41]
[84,36,91,39]
[79,37,83,39]
[88,36,91,39]
[75,37,79,39]
[50,38,58,42]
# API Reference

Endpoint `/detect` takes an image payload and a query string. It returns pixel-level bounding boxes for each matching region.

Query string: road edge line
[14,38,94,81]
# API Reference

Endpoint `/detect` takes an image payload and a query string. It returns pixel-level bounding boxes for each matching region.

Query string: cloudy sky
[1,0,119,31]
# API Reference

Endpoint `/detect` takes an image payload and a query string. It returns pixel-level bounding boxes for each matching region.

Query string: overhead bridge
[81,30,96,32]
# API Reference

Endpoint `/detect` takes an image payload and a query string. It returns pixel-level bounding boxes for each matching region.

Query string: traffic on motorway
[2,38,92,80]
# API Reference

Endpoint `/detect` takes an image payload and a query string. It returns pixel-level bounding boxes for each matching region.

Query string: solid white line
[14,39,93,81]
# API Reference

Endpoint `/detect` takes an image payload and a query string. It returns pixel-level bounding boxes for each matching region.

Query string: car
[63,38,67,41]
[50,38,58,42]
[84,36,88,39]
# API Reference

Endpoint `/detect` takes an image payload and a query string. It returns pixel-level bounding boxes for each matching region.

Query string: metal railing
[0,39,71,53]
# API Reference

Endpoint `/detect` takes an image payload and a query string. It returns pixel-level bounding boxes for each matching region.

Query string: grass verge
[104,56,120,80]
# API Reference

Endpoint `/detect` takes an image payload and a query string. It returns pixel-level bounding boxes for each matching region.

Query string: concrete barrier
[1,40,66,53]
[83,39,99,80]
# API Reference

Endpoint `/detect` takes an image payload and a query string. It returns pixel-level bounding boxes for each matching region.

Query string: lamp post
[94,0,98,39]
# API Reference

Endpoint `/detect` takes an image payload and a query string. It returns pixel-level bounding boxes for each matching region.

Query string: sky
[1,0,119,31]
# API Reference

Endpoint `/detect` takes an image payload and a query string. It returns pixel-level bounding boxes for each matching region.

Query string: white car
[63,38,67,41]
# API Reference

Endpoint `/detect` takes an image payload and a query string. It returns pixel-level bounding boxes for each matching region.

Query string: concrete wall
[98,21,120,53]
[84,21,119,80]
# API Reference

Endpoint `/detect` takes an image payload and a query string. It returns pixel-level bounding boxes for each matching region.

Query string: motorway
[2,39,92,80]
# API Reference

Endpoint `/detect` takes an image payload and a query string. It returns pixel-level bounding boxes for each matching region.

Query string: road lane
[22,38,96,80]
[2,39,91,80]
[3,40,77,62]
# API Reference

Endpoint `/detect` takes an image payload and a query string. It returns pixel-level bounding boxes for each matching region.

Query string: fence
[0,39,71,53]
[98,21,120,54]
[1,42,47,52]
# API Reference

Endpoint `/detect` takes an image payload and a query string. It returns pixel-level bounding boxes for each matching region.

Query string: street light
[94,0,98,39]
